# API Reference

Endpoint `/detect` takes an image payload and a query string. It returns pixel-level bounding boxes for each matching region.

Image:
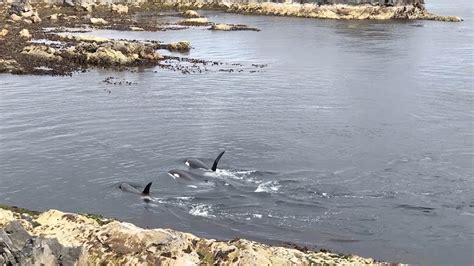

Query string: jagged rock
[90,17,108,25]
[18,29,31,39]
[0,222,86,265]
[0,208,386,265]
[178,17,209,26]
[22,19,32,25]
[182,10,200,18]
[111,4,128,14]
[10,0,32,16]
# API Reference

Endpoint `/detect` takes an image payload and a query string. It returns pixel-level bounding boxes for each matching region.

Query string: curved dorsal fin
[142,182,152,195]
[211,151,225,171]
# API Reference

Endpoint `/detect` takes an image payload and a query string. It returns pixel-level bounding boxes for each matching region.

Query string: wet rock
[111,4,128,14]
[211,23,232,31]
[19,29,31,39]
[167,41,191,52]
[210,23,260,32]
[182,10,200,18]
[178,17,209,26]
[90,17,108,25]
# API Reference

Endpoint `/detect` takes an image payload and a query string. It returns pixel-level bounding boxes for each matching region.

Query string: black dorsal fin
[211,151,225,171]
[142,182,152,195]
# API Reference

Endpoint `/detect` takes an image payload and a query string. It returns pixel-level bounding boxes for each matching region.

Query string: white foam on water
[255,181,281,193]
[189,204,215,218]
[208,169,259,183]
[175,196,193,200]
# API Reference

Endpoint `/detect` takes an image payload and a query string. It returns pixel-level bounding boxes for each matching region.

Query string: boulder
[19,29,31,39]
[182,10,200,18]
[90,17,108,25]
[86,47,133,65]
[9,13,22,22]
[31,14,41,23]
[111,4,128,14]
[10,0,32,16]
[167,41,191,52]
[49,14,58,20]
[178,17,209,26]
[0,29,8,38]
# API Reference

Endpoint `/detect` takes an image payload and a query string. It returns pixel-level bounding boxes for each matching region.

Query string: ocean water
[0,0,473,265]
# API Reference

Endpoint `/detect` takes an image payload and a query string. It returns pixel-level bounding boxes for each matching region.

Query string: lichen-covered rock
[21,45,62,61]
[0,207,392,265]
[86,47,133,65]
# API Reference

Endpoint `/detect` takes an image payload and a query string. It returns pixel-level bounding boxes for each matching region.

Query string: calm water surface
[1,1,473,265]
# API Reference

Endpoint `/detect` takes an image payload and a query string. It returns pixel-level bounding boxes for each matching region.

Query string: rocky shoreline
[0,1,462,76]
[0,205,396,265]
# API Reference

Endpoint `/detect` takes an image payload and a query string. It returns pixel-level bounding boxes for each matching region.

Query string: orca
[185,151,225,171]
[168,169,196,181]
[118,182,152,195]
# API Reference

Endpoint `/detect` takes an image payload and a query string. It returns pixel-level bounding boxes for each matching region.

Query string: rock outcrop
[0,206,392,265]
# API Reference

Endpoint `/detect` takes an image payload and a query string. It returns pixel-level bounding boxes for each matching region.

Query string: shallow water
[1,0,473,265]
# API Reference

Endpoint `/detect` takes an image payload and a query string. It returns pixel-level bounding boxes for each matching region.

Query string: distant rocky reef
[0,205,394,265]
[0,0,463,22]
[0,0,462,75]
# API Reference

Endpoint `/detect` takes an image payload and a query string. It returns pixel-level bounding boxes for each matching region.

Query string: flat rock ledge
[0,206,395,265]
